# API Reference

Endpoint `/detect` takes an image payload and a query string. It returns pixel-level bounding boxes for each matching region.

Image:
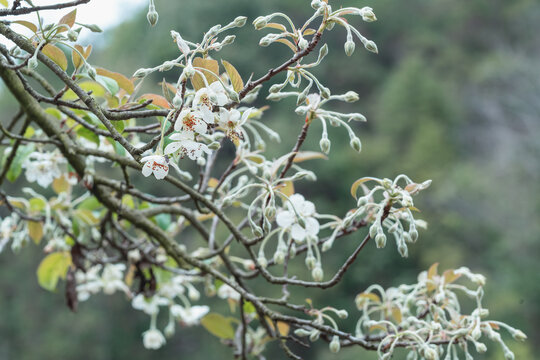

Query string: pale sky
[2,0,147,45]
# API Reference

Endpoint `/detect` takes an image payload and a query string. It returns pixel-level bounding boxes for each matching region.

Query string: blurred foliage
[1,0,539,358]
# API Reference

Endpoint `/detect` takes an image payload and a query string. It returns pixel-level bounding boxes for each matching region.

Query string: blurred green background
[1,0,539,358]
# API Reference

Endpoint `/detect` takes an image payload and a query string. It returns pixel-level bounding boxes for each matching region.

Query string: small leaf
[277,322,290,336]
[303,28,317,36]
[350,177,379,199]
[52,176,70,194]
[191,57,219,91]
[28,221,43,244]
[74,209,99,225]
[6,144,34,183]
[243,301,256,315]
[29,197,46,212]
[13,20,38,33]
[95,75,119,95]
[275,38,297,52]
[264,23,287,32]
[138,93,171,109]
[58,9,77,32]
[76,126,100,146]
[201,313,235,339]
[427,262,439,280]
[42,44,68,71]
[96,68,134,94]
[0,0,8,7]
[278,180,294,198]
[355,292,381,307]
[37,252,72,291]
[292,151,327,163]
[391,307,402,324]
[443,269,461,284]
[221,60,244,93]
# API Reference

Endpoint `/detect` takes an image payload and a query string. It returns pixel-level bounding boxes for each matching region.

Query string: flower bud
[319,137,331,154]
[259,35,273,47]
[273,250,285,265]
[309,330,320,342]
[344,91,359,103]
[359,7,377,22]
[294,328,311,337]
[27,56,38,69]
[253,16,268,30]
[222,35,236,45]
[264,206,276,220]
[311,266,324,281]
[295,105,309,115]
[382,178,393,189]
[320,86,331,99]
[364,40,379,54]
[329,336,340,353]
[336,310,348,319]
[504,350,515,360]
[350,137,362,153]
[512,329,527,341]
[398,242,408,258]
[298,36,309,50]
[188,287,200,301]
[305,254,316,270]
[409,229,418,243]
[311,0,323,9]
[85,24,102,33]
[369,224,379,238]
[349,113,367,122]
[147,8,159,27]
[67,29,78,42]
[344,40,355,57]
[252,225,263,237]
[257,256,268,268]
[172,93,183,108]
[269,83,283,93]
[375,233,386,248]
[86,65,97,80]
[196,156,206,166]
[207,24,221,38]
[133,68,151,78]
[234,16,247,27]
[475,342,487,353]
[164,322,175,338]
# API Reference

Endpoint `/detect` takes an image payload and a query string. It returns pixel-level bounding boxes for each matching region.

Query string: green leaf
[154,213,171,231]
[113,119,125,133]
[200,313,235,339]
[96,68,134,94]
[36,252,72,291]
[221,60,244,93]
[29,197,47,212]
[77,196,101,211]
[95,75,119,96]
[6,144,35,183]
[76,126,100,146]
[28,221,43,244]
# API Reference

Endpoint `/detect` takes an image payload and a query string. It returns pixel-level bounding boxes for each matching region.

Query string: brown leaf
[58,9,77,32]
[65,267,78,312]
[191,57,219,91]
[221,60,244,93]
[96,68,134,94]
[275,38,297,52]
[138,93,171,109]
[42,44,68,71]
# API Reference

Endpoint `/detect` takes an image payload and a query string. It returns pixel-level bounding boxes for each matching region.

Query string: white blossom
[175,108,211,134]
[217,284,241,301]
[142,328,166,350]
[76,265,103,301]
[218,108,253,139]
[22,151,65,188]
[141,154,169,180]
[164,131,211,161]
[101,264,130,295]
[276,193,320,243]
[170,304,209,326]
[132,294,168,315]
[193,82,228,110]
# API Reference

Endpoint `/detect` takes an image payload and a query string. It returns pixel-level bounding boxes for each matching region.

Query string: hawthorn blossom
[174,108,212,134]
[164,131,211,161]
[141,154,169,180]
[132,294,169,315]
[158,277,186,299]
[193,81,228,109]
[276,193,320,243]
[22,151,65,187]
[142,328,166,350]
[218,108,253,139]
[217,284,241,301]
[76,265,103,301]
[170,304,209,326]
[101,264,130,295]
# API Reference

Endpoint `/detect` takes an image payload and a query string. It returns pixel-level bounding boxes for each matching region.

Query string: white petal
[164,142,182,155]
[142,161,153,177]
[300,201,316,217]
[288,194,305,210]
[153,163,169,179]
[276,210,294,228]
[290,224,307,242]
[305,217,320,237]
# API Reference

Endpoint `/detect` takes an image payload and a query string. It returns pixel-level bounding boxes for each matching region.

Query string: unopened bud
[234,16,247,27]
[133,68,151,78]
[196,156,206,166]
[298,36,309,50]
[512,329,527,341]
[305,255,316,270]
[85,24,102,33]
[350,137,362,153]
[274,250,285,265]
[398,242,408,258]
[86,65,97,80]
[349,113,367,122]
[257,256,268,268]
[207,24,221,38]
[269,83,283,93]
[364,40,379,54]
[344,40,355,56]
[409,229,418,243]
[253,16,268,30]
[319,137,331,154]
[222,35,236,45]
[311,0,323,9]
[183,63,195,78]
[344,91,359,103]
[264,206,276,220]
[475,342,487,353]
[320,86,331,99]
[259,35,273,47]
[311,266,324,281]
[27,56,38,69]
[294,328,311,337]
[188,287,200,301]
[375,233,386,248]
[67,29,78,42]
[309,330,320,342]
[252,226,263,237]
[336,310,348,319]
[172,93,183,108]
[329,336,340,353]
[164,322,175,338]
[369,224,379,238]
[147,8,159,27]
[359,7,377,22]
[160,61,175,72]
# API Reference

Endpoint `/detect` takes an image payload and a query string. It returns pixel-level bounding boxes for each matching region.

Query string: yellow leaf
[57,9,77,32]
[13,20,37,33]
[303,28,317,36]
[221,60,244,93]
[369,324,387,332]
[391,307,402,324]
[28,221,43,244]
[355,292,381,307]
[0,0,8,7]
[191,57,219,91]
[427,262,439,280]
[138,93,171,109]
[292,151,327,163]
[96,68,134,94]
[443,269,461,285]
[201,313,235,339]
[125,264,136,287]
[207,178,220,188]
[277,322,290,336]
[42,44,68,71]
[275,38,297,52]
[278,180,295,197]
[264,23,287,32]
[350,177,379,199]
[63,81,106,100]
[36,252,72,291]
[52,176,70,194]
